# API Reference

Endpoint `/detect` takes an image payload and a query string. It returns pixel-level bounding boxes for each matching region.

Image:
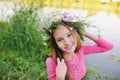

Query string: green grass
[0,50,48,80]
[0,3,48,80]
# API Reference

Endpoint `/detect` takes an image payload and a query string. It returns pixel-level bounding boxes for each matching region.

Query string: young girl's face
[53,25,76,54]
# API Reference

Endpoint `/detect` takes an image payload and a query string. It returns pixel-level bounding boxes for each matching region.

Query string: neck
[64,52,75,60]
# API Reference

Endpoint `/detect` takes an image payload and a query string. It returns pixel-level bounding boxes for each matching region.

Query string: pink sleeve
[46,57,56,80]
[83,37,114,55]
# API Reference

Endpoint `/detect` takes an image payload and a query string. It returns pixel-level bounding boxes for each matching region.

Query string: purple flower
[33,3,37,9]
[37,27,41,32]
[61,12,73,22]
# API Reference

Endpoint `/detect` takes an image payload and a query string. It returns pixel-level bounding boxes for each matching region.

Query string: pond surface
[84,11,120,79]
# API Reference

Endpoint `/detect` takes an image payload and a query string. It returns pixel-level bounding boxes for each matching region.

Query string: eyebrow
[56,32,71,40]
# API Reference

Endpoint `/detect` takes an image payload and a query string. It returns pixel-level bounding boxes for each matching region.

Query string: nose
[64,37,70,46]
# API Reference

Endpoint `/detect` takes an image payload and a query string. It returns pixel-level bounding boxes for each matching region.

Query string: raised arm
[83,31,99,41]
[82,32,114,55]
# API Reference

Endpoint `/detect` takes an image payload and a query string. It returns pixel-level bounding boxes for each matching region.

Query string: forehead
[53,25,70,38]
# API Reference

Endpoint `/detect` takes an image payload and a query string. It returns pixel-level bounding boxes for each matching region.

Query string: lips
[65,44,73,50]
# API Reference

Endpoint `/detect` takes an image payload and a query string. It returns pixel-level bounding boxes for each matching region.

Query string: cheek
[56,42,64,50]
[70,36,75,43]
[71,37,74,41]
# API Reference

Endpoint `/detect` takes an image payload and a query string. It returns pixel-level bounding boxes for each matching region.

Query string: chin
[67,47,75,53]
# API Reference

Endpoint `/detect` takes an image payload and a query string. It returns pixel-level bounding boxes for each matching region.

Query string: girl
[45,13,113,80]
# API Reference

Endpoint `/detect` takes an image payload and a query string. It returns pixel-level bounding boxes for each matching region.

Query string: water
[1,1,120,79]
[84,11,120,79]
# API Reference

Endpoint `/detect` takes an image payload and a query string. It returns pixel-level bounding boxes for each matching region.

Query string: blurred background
[0,0,120,80]
[1,0,120,16]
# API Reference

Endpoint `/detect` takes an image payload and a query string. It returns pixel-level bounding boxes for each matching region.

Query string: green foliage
[0,50,48,80]
[82,67,119,80]
[0,21,9,47]
[0,3,49,55]
[0,4,49,80]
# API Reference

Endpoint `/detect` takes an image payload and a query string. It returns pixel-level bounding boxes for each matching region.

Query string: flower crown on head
[61,12,74,22]
[43,12,92,40]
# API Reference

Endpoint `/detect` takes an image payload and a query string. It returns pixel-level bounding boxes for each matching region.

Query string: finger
[57,58,60,63]
[61,59,64,62]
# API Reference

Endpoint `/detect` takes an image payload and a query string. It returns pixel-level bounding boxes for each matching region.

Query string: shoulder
[46,56,56,66]
[76,46,84,55]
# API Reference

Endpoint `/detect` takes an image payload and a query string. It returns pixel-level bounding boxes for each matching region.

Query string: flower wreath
[43,12,93,41]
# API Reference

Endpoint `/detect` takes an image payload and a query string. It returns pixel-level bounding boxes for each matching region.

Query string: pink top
[46,37,113,80]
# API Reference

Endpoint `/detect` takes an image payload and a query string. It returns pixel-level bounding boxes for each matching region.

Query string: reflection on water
[84,11,120,79]
[108,54,120,62]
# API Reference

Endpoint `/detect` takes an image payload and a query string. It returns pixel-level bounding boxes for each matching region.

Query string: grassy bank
[0,4,49,79]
